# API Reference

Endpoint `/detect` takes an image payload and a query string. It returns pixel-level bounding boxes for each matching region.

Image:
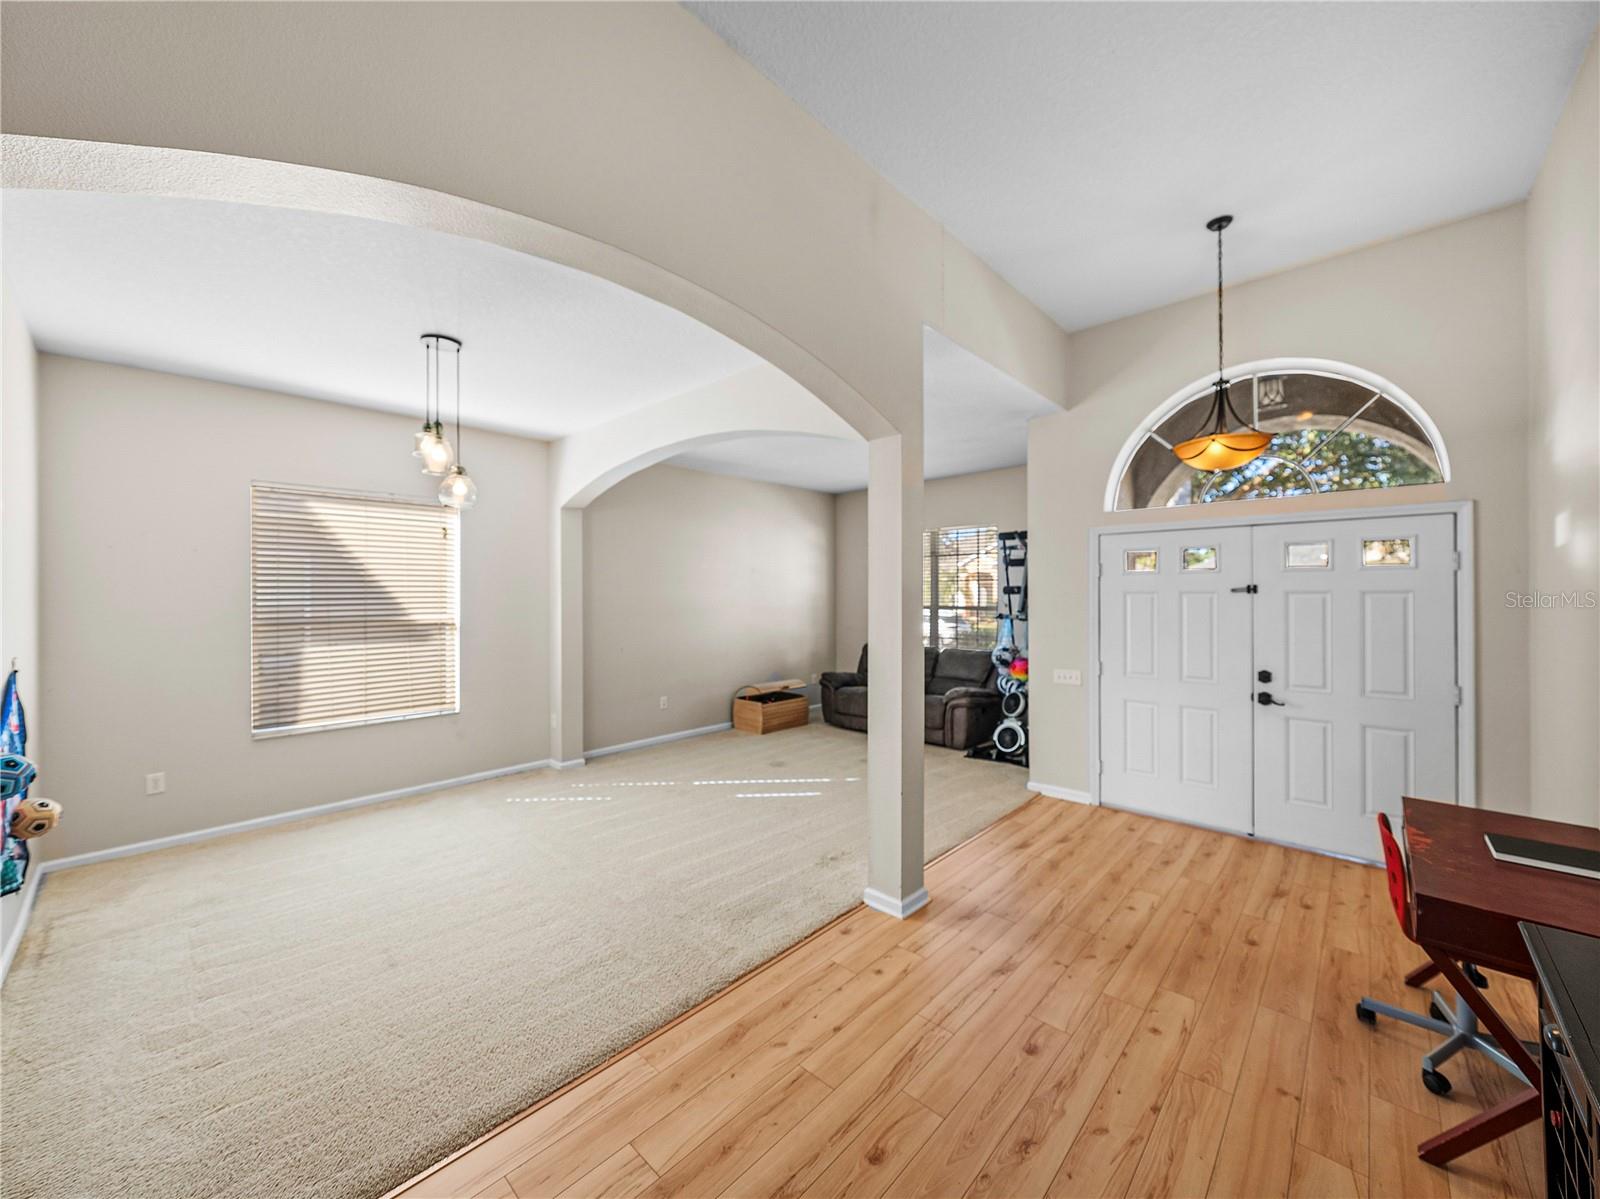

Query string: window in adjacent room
[923,525,998,651]
[250,484,460,736]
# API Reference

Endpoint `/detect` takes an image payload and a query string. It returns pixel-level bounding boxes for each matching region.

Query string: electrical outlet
[145,771,166,795]
[659,696,669,710]
[1053,669,1082,686]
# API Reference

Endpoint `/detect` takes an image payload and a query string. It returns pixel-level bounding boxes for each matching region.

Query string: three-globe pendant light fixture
[415,333,477,510]
[1171,215,1272,473]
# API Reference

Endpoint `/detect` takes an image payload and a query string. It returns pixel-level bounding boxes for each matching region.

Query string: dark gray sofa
[819,644,1003,750]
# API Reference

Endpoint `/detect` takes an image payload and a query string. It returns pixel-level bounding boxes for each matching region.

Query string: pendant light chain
[1169,214,1271,472]
[454,339,462,462]
[1216,220,1225,383]
[414,335,457,477]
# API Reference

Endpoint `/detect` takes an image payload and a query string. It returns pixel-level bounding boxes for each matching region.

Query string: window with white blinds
[923,525,1000,651]
[251,485,460,737]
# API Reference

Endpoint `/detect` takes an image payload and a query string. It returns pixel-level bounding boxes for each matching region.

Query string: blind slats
[923,525,1000,652]
[251,485,460,735]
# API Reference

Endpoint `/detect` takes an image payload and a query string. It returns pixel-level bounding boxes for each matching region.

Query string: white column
[863,428,927,918]
[549,505,585,767]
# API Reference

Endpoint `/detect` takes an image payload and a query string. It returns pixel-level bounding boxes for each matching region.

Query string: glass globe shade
[418,428,455,476]
[439,465,478,510]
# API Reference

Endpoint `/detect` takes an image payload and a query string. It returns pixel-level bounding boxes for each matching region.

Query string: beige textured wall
[582,465,834,750]
[1,284,39,714]
[1,282,42,944]
[834,465,1028,669]
[1525,35,1600,827]
[38,356,552,860]
[1029,207,1532,811]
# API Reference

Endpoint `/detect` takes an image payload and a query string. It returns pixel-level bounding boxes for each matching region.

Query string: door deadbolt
[1257,669,1272,683]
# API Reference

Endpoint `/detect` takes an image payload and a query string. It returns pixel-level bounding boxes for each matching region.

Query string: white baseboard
[552,758,587,770]
[36,757,556,876]
[0,866,46,986]
[586,721,733,761]
[863,885,930,920]
[1028,779,1095,805]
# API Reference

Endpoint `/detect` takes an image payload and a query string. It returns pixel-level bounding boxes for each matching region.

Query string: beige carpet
[0,724,1031,1199]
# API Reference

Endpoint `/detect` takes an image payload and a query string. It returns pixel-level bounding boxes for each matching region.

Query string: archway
[2,134,927,914]
[2,135,894,442]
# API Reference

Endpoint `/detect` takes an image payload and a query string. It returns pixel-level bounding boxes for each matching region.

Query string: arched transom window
[1107,359,1449,512]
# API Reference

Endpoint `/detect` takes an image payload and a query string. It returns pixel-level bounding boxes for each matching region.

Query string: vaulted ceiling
[690,1,1599,331]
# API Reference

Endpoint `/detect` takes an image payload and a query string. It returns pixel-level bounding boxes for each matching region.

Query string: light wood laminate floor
[393,796,1544,1199]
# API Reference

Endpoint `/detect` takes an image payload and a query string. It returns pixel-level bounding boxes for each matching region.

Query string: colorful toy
[1,671,33,896]
[1007,657,1029,682]
[0,753,36,800]
[0,751,38,895]
[10,796,61,839]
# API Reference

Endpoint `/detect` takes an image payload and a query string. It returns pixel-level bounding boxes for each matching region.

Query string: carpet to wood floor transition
[0,723,1032,1199]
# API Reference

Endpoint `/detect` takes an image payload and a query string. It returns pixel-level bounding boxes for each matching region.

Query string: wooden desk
[1403,796,1600,1165]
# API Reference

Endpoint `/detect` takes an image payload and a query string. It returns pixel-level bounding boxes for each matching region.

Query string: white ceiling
[671,328,1055,492]
[689,1,1599,331]
[671,435,868,493]
[3,189,1055,491]
[0,190,762,440]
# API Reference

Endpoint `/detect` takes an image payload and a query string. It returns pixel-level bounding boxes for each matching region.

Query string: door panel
[1124,700,1158,775]
[1285,593,1332,692]
[1251,514,1457,859]
[1285,717,1334,808]
[1363,726,1415,817]
[1099,527,1253,833]
[1180,593,1218,682]
[1125,592,1158,677]
[1179,706,1217,786]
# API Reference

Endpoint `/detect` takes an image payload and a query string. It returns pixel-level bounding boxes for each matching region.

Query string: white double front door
[1097,512,1460,861]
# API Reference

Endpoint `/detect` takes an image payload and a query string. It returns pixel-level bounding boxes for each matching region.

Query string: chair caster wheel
[1422,1068,1452,1096]
[1356,1003,1376,1026]
[1464,963,1488,988]
[1429,999,1450,1022]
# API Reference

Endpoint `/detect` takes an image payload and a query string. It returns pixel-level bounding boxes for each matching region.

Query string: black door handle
[1256,691,1286,707]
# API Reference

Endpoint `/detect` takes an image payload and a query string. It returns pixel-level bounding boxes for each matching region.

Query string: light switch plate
[1053,669,1082,685]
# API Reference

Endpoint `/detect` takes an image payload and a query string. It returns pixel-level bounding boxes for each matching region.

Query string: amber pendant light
[1172,215,1271,472]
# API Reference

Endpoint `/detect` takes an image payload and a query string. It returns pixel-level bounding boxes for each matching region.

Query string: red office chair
[1355,812,1527,1095]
